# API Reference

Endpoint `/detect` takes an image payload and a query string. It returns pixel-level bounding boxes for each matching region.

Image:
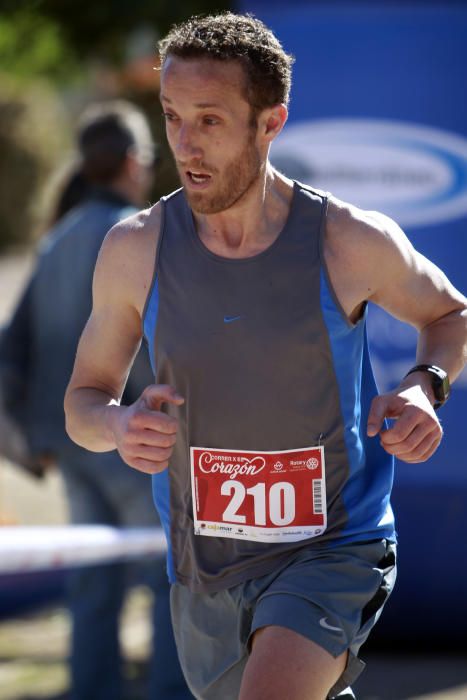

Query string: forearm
[394,306,467,407]
[414,307,467,382]
[64,386,124,453]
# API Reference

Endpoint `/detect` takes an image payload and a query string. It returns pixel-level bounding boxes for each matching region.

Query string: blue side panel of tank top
[142,277,176,582]
[360,337,396,536]
[320,270,395,542]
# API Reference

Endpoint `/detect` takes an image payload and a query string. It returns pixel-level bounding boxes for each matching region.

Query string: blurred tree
[0,7,80,84]
[0,79,71,251]
[0,0,232,65]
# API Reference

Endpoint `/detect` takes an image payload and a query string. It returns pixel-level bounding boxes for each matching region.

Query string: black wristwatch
[404,364,450,410]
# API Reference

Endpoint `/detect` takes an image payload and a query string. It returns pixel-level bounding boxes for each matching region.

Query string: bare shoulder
[324,195,465,325]
[323,196,411,315]
[95,201,162,316]
[325,195,406,260]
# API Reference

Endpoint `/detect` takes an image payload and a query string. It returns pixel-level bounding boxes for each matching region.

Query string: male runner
[64,13,467,700]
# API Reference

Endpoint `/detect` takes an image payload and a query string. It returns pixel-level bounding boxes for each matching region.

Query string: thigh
[249,539,396,697]
[240,625,347,700]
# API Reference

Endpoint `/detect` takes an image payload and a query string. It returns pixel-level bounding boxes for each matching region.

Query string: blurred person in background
[0,100,192,700]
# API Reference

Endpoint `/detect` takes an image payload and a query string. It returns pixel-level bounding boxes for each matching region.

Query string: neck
[193,166,294,259]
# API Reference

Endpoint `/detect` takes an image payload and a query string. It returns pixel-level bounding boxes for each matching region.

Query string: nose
[174,123,203,161]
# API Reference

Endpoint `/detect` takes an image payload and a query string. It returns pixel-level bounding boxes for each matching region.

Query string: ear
[259,103,288,143]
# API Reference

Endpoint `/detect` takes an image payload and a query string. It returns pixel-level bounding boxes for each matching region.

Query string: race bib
[190,446,327,543]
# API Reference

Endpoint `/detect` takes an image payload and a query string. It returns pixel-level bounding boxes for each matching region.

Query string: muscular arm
[366,212,466,382]
[64,204,184,473]
[325,200,467,462]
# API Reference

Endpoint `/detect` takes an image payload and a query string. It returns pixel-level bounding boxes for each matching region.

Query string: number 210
[221,480,295,526]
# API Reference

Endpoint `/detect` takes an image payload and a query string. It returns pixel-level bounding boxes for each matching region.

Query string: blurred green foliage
[0,0,231,65]
[0,8,80,84]
[0,0,231,251]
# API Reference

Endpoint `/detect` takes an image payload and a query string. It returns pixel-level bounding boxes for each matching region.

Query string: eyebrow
[160,95,226,111]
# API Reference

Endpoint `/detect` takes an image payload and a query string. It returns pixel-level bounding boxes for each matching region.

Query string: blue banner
[239,0,467,643]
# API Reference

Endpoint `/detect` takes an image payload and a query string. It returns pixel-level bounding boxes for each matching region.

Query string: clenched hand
[367,385,443,463]
[111,384,184,474]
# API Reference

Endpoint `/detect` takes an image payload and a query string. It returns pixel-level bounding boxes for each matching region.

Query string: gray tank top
[144,182,395,592]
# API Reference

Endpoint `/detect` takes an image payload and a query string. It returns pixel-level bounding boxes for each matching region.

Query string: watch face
[428,365,450,406]
[439,372,451,400]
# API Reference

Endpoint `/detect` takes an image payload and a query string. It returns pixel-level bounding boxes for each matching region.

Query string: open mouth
[187,171,211,185]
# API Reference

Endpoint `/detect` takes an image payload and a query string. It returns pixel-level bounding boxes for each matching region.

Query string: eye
[163,112,178,122]
[203,116,220,126]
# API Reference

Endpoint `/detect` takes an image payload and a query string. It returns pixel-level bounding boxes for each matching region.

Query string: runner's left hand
[367,385,443,463]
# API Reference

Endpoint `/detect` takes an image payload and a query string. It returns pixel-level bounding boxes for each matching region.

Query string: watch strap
[404,364,450,410]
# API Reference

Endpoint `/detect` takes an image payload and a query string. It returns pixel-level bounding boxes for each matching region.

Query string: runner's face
[160,57,263,214]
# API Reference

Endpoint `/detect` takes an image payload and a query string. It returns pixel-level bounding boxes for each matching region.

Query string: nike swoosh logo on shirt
[224,315,244,323]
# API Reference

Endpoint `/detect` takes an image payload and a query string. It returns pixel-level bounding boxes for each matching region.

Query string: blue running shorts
[171,538,397,699]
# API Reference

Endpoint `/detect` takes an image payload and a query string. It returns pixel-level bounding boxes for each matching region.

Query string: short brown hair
[158,12,294,114]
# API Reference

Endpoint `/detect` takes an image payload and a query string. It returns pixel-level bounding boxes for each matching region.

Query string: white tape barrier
[0,526,167,574]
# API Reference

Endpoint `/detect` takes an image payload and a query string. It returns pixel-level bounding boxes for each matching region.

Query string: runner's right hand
[111,384,184,474]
